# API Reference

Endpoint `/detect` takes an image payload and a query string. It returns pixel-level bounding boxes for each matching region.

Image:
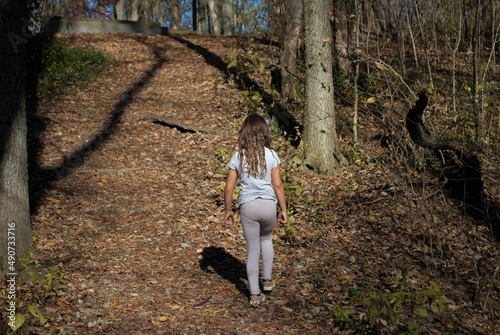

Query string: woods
[0,0,499,333]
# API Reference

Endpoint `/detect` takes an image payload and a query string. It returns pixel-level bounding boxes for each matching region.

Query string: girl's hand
[225,211,234,224]
[277,210,287,224]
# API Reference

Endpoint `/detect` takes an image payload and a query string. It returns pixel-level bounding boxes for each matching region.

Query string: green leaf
[227,58,237,69]
[414,307,427,318]
[28,304,48,325]
[408,322,421,335]
[10,313,25,331]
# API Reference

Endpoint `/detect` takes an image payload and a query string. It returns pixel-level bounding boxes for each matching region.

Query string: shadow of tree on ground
[170,35,302,146]
[27,35,169,214]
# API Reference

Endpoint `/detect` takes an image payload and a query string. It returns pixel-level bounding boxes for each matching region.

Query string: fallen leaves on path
[1,32,498,335]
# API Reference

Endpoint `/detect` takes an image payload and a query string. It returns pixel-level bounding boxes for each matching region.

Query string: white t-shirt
[228,147,281,206]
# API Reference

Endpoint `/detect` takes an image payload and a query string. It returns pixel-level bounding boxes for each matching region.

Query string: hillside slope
[4,32,499,334]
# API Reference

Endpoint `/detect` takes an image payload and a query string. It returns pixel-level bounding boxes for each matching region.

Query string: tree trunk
[221,0,233,35]
[208,0,221,34]
[302,0,344,175]
[130,0,140,21]
[114,0,124,20]
[153,0,164,25]
[332,0,351,76]
[353,0,361,144]
[280,0,303,100]
[170,0,182,29]
[369,0,388,31]
[364,0,381,35]
[192,0,198,30]
[198,0,209,32]
[414,0,434,89]
[140,0,151,22]
[0,0,31,279]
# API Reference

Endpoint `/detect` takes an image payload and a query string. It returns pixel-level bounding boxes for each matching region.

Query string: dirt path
[30,33,307,334]
[17,32,500,335]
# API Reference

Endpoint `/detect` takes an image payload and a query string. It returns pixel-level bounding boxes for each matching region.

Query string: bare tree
[1,0,31,279]
[129,0,140,21]
[353,0,361,144]
[332,0,352,76]
[413,0,434,88]
[302,0,344,174]
[280,0,303,100]
[170,0,182,29]
[221,0,233,35]
[114,0,125,20]
[197,0,210,32]
[208,0,221,34]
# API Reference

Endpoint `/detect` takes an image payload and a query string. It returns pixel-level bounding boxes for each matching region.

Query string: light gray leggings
[240,199,277,295]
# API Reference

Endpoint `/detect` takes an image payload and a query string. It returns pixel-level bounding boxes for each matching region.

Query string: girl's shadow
[199,246,249,298]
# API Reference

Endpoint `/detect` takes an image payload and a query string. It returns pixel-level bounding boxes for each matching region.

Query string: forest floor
[1,32,499,334]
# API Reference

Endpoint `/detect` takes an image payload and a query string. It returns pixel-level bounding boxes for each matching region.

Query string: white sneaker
[263,279,275,292]
[250,293,265,307]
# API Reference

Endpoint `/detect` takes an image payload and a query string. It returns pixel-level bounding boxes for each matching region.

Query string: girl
[224,114,287,307]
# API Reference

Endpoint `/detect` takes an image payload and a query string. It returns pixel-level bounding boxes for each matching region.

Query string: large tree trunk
[280,0,303,100]
[302,0,344,175]
[0,0,31,279]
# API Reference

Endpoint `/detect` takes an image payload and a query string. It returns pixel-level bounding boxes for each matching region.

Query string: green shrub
[38,39,110,96]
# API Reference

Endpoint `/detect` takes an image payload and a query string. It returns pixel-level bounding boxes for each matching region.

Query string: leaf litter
[1,32,498,334]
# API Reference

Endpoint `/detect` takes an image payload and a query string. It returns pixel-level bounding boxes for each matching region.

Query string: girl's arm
[271,165,288,224]
[224,169,238,224]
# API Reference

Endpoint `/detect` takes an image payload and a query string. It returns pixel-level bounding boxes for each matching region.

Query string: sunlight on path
[32,34,299,334]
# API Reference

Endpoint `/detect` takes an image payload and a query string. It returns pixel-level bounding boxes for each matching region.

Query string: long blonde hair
[238,114,271,178]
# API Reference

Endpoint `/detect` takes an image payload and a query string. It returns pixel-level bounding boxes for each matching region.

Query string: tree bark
[221,0,233,35]
[198,0,209,32]
[332,0,351,76]
[208,0,221,34]
[192,0,197,30]
[140,0,151,22]
[302,0,344,175]
[280,0,303,100]
[353,0,361,144]
[170,0,182,29]
[114,0,124,20]
[0,0,31,279]
[129,0,140,21]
